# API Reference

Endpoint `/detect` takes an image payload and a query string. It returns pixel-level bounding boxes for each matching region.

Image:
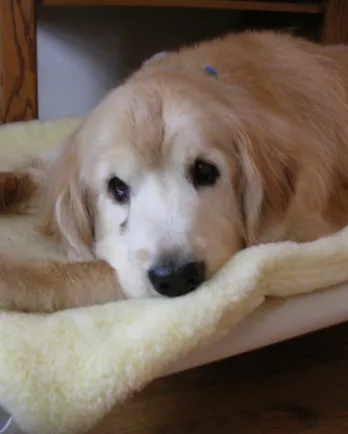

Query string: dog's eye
[107,176,130,204]
[190,159,220,188]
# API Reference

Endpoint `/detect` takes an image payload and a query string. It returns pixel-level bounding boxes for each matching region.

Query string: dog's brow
[126,92,165,167]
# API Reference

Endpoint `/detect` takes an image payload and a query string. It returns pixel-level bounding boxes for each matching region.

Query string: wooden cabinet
[41,1,321,13]
[323,0,348,44]
[0,0,347,124]
[0,0,38,124]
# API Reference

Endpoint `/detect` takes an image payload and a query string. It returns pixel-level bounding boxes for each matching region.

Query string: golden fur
[1,31,348,312]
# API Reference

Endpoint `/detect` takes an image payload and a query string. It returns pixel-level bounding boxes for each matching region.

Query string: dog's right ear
[234,127,295,246]
[234,131,265,245]
[39,134,94,260]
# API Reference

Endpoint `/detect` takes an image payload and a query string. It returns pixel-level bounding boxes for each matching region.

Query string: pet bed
[1,118,348,434]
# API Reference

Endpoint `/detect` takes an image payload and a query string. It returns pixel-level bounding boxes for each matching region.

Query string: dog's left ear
[235,128,295,245]
[142,51,173,67]
[39,134,94,260]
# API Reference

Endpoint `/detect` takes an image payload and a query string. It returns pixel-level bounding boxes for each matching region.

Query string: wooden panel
[322,0,348,44]
[92,322,348,433]
[42,0,321,14]
[0,0,38,124]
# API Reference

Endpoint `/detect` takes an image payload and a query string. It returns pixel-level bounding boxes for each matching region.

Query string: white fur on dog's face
[72,74,244,298]
[95,170,198,297]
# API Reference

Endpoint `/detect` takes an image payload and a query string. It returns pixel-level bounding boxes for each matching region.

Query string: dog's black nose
[148,260,205,297]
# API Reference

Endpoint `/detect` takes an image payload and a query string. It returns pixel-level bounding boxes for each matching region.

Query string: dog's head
[41,70,295,298]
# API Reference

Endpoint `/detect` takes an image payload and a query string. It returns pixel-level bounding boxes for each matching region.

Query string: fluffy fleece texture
[1,118,348,434]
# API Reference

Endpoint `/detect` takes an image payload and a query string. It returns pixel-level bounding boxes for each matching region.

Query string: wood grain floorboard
[92,321,348,433]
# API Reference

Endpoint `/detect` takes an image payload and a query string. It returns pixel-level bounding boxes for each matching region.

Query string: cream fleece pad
[1,118,348,434]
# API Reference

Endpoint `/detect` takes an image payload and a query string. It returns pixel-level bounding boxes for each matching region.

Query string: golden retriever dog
[1,31,348,313]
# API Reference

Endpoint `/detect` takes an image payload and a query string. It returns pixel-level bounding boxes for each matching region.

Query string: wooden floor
[92,321,348,433]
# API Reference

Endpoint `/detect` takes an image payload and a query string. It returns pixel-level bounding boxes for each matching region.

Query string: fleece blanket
[1,118,348,434]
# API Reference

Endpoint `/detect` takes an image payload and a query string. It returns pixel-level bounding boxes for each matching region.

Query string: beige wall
[37,6,243,120]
